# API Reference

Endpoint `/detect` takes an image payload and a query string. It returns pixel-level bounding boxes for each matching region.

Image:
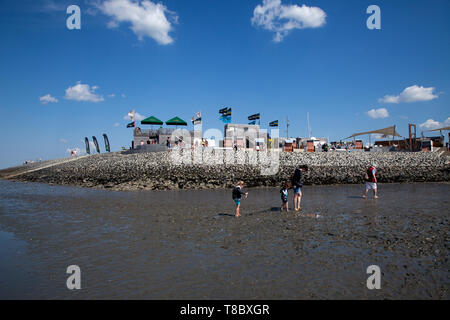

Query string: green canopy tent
[141,116,164,126]
[141,116,164,134]
[165,116,188,128]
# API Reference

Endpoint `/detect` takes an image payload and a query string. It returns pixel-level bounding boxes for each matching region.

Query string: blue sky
[0,0,449,168]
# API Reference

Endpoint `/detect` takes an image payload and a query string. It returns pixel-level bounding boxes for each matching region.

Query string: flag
[92,136,101,154]
[248,120,256,125]
[248,113,260,121]
[127,110,136,121]
[192,111,202,125]
[85,137,90,155]
[219,108,231,123]
[103,134,111,152]
[126,121,135,128]
[220,115,232,124]
[269,120,279,127]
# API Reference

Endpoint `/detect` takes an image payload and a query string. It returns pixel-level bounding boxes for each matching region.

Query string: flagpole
[286,116,289,138]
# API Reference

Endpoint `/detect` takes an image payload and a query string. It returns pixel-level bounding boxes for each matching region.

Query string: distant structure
[133,127,196,150]
[223,124,268,149]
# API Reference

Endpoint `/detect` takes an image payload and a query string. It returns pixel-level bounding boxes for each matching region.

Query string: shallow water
[0,180,448,299]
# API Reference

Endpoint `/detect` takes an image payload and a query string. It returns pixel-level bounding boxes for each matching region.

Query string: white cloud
[108,93,116,98]
[419,119,442,130]
[43,0,67,12]
[40,94,58,104]
[379,85,439,104]
[367,108,389,119]
[123,111,145,121]
[114,122,120,127]
[59,138,68,143]
[121,93,126,98]
[99,0,177,45]
[64,81,104,102]
[444,117,450,127]
[251,0,326,42]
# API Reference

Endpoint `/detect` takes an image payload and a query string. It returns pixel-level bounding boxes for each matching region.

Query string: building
[133,127,196,149]
[223,124,268,149]
[295,137,328,150]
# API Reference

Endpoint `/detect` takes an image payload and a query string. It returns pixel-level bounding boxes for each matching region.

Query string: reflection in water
[0,180,448,299]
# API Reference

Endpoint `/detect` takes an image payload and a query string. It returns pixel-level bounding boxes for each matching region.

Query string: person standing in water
[291,165,307,211]
[280,182,290,212]
[363,164,379,199]
[232,181,248,217]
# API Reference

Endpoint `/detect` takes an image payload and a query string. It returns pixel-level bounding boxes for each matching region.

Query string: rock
[5,149,449,191]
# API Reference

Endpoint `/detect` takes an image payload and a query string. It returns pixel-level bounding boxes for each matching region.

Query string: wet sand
[0,180,448,299]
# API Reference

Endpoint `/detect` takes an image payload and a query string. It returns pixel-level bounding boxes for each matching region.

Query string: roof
[141,116,163,125]
[345,125,401,139]
[165,116,187,126]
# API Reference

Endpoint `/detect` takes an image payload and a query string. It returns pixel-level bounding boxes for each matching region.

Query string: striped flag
[192,111,202,125]
[269,120,279,127]
[219,107,228,114]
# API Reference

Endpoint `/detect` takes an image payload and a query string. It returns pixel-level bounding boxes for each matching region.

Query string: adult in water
[291,165,307,211]
[363,164,379,199]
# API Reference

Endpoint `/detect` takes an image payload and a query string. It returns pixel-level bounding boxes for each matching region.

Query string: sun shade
[425,126,450,132]
[141,116,163,125]
[165,117,188,126]
[345,125,401,139]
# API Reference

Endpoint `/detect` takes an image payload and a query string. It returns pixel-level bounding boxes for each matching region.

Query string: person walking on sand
[363,164,379,199]
[280,182,290,212]
[232,181,248,217]
[291,165,307,211]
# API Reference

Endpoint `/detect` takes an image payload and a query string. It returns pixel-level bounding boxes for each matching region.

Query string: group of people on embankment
[231,164,379,217]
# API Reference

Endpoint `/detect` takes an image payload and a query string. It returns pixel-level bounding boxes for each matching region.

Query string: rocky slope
[4,149,449,191]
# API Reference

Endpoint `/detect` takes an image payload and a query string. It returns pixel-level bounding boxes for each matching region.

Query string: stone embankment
[2,149,449,190]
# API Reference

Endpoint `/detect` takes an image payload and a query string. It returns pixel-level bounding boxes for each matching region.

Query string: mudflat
[0,180,448,299]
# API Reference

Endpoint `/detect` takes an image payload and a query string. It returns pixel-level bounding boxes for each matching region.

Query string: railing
[134,128,177,137]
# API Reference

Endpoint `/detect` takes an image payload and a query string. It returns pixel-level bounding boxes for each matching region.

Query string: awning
[345,125,401,139]
[166,117,187,126]
[425,126,450,132]
[141,116,163,125]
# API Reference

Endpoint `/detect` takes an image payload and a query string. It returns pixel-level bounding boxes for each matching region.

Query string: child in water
[280,183,290,212]
[232,181,248,217]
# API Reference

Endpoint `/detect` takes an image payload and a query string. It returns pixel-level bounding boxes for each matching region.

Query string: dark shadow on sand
[217,213,235,217]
